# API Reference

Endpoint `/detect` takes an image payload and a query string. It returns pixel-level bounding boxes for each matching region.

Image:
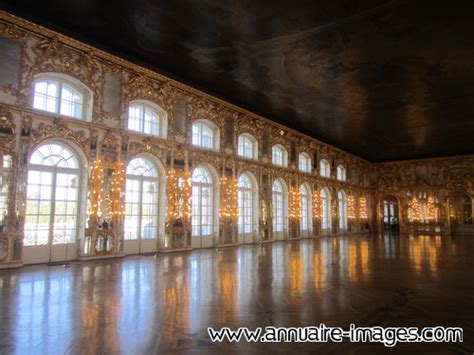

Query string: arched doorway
[381,195,399,232]
[23,142,84,264]
[299,183,312,238]
[338,190,348,231]
[123,156,164,255]
[191,165,218,248]
[272,178,288,240]
[320,187,332,235]
[237,172,258,244]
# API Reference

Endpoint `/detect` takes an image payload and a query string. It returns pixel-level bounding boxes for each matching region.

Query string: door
[23,143,80,264]
[123,157,159,255]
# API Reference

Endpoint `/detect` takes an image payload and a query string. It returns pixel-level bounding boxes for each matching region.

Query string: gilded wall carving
[3,10,471,269]
[374,157,474,235]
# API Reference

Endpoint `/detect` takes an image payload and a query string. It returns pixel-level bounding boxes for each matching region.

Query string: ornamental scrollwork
[128,139,168,164]
[124,75,175,113]
[31,120,89,154]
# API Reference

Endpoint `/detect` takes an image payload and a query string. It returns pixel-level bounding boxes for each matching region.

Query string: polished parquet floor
[0,234,473,354]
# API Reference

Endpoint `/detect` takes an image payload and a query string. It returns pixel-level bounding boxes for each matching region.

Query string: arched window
[272,179,288,236]
[192,120,220,150]
[237,133,258,160]
[320,159,330,178]
[191,166,215,237]
[298,153,312,173]
[272,144,288,167]
[25,143,81,248]
[128,101,167,138]
[338,190,347,230]
[337,165,346,182]
[32,74,91,120]
[124,157,159,243]
[237,172,257,237]
[320,188,332,230]
[299,183,312,233]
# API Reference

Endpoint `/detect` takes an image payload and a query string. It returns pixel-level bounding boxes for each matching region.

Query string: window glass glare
[192,121,216,149]
[192,166,214,236]
[272,145,287,166]
[33,79,84,119]
[25,144,80,246]
[128,104,162,137]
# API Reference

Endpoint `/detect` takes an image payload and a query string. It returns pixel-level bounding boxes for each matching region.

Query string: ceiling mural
[1,0,473,161]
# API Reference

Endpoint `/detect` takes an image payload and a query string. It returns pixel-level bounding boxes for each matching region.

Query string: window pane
[238,174,255,235]
[25,144,80,246]
[128,105,142,132]
[143,108,159,135]
[272,181,287,232]
[124,173,159,240]
[192,171,214,237]
[60,84,83,119]
[33,81,58,114]
[192,122,216,149]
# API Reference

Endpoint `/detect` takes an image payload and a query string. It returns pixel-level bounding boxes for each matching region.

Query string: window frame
[124,157,160,241]
[338,190,347,230]
[298,152,312,173]
[191,119,220,151]
[320,188,332,230]
[272,179,288,233]
[272,144,288,167]
[24,143,82,246]
[237,172,257,235]
[337,165,346,182]
[191,166,215,237]
[299,183,312,232]
[32,73,92,121]
[320,159,331,178]
[127,101,168,138]
[237,133,258,160]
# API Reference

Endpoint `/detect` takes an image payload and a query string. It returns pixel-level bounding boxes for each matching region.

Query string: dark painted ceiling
[1,0,474,162]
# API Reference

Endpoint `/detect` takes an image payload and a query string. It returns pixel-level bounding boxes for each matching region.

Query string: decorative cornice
[0,10,368,164]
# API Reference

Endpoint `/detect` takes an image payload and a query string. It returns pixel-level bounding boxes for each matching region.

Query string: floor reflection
[1,234,472,354]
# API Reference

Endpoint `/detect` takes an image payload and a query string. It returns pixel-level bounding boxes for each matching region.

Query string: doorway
[23,143,82,264]
[382,196,399,232]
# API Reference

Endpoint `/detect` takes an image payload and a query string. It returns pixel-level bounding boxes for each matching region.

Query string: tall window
[191,166,214,236]
[320,159,330,178]
[25,143,80,246]
[237,173,256,234]
[272,145,288,167]
[272,179,288,232]
[128,102,167,138]
[33,78,85,119]
[320,188,331,230]
[124,157,159,240]
[337,165,346,181]
[383,199,397,225]
[298,153,311,173]
[237,133,258,160]
[299,183,312,231]
[192,120,219,150]
[338,190,347,229]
